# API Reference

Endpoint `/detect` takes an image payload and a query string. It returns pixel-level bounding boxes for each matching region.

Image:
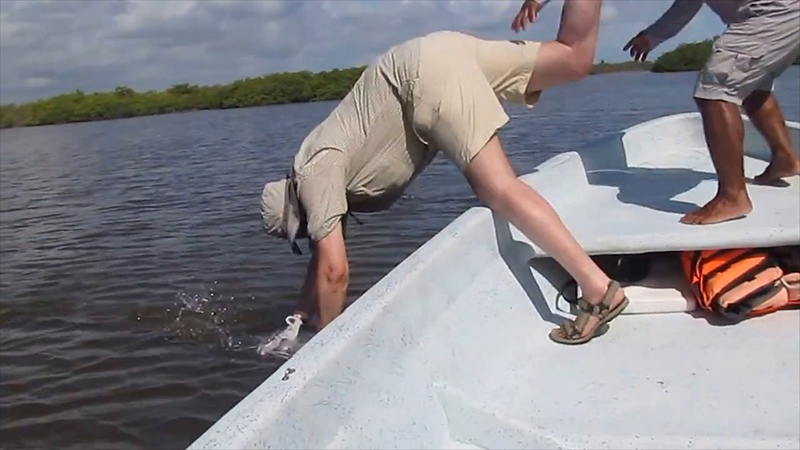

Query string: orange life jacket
[680,247,800,321]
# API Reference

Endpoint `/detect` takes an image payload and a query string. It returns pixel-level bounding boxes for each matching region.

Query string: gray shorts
[695,0,800,105]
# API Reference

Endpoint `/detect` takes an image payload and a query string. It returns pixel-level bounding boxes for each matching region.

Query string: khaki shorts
[694,0,800,105]
[405,31,542,170]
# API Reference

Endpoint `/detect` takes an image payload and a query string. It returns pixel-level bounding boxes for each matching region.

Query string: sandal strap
[573,301,595,333]
[560,320,581,338]
[561,280,624,339]
[577,298,599,314]
[599,280,621,307]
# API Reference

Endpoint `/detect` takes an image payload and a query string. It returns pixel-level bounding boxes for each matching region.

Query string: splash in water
[167,285,242,351]
[136,283,313,359]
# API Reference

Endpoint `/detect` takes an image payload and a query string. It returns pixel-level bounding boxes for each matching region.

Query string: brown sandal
[549,280,629,345]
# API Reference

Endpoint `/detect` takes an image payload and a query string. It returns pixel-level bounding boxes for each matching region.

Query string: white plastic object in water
[189,113,800,450]
[257,314,304,358]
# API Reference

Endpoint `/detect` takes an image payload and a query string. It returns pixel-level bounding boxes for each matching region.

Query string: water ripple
[1,70,798,449]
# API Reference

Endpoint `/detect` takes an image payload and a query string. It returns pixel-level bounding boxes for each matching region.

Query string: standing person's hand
[623,31,653,61]
[511,0,543,32]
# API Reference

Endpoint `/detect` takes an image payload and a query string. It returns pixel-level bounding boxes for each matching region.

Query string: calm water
[1,68,799,449]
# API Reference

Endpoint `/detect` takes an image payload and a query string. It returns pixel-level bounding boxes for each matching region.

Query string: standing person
[624,0,800,225]
[258,0,628,354]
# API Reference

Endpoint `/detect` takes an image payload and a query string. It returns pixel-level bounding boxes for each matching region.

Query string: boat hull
[188,113,800,449]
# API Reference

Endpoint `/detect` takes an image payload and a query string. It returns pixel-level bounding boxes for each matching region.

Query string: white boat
[188,112,800,450]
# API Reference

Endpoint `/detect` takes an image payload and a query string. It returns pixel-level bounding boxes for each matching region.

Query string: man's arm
[301,221,349,330]
[641,0,704,49]
[521,0,604,93]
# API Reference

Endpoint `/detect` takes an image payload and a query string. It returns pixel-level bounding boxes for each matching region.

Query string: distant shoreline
[0,62,654,130]
[3,35,797,130]
[590,60,653,75]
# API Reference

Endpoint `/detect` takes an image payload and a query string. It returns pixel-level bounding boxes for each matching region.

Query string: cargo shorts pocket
[699,45,765,96]
[700,49,735,87]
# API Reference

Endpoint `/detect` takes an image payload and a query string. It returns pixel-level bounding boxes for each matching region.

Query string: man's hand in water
[623,31,653,62]
[512,0,542,32]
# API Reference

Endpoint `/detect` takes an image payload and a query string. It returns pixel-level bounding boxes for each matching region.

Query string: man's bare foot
[753,153,800,186]
[680,193,753,225]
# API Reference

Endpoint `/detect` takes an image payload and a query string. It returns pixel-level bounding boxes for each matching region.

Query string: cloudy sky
[0,0,724,104]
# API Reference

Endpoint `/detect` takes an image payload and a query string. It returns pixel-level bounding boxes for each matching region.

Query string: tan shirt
[290,31,542,241]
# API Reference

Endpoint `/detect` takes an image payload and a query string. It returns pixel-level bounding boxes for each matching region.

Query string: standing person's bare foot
[753,152,800,186]
[680,192,753,225]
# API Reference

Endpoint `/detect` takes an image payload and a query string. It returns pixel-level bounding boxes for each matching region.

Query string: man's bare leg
[681,99,754,225]
[502,0,625,339]
[742,91,800,185]
[465,135,625,339]
[525,0,602,93]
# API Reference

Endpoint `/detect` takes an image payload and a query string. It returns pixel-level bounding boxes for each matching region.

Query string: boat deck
[415,255,800,450]
[188,113,800,449]
[511,140,800,257]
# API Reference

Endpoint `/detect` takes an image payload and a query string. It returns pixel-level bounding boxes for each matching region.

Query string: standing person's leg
[744,91,800,185]
[680,98,752,225]
[681,0,800,225]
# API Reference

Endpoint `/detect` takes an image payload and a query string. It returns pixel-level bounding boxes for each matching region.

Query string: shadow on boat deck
[572,130,718,215]
[491,213,564,327]
[572,120,800,216]
[588,167,716,215]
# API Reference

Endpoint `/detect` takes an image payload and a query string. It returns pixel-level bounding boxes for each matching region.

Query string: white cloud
[22,77,52,88]
[601,4,619,22]
[0,0,723,104]
[115,0,199,34]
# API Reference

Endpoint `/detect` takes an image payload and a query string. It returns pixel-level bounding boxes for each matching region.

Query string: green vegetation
[651,38,714,73]
[591,60,653,75]
[0,60,653,129]
[1,37,796,129]
[0,67,366,129]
